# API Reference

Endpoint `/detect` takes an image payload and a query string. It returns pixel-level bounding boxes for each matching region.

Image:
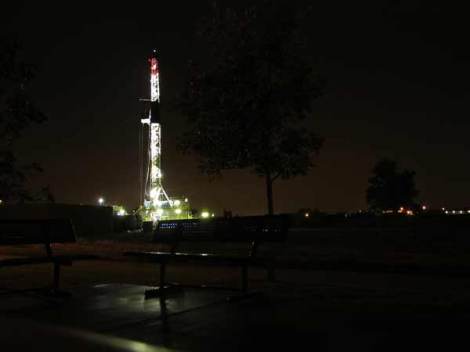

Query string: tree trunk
[266,174,274,215]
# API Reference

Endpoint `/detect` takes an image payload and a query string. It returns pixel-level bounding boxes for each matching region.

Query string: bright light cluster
[444,209,470,215]
[141,52,173,221]
[150,57,160,102]
[200,211,215,219]
[139,53,195,222]
[382,207,415,216]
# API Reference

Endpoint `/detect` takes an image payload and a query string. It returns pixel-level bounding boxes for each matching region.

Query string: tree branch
[271,172,282,182]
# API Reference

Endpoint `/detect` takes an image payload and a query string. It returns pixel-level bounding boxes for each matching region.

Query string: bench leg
[53,262,61,292]
[145,262,177,300]
[267,263,276,282]
[159,263,168,325]
[160,262,166,289]
[241,264,248,292]
[50,262,70,297]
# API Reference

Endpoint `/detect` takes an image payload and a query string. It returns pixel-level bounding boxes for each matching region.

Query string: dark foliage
[366,158,419,212]
[0,37,47,202]
[178,2,324,214]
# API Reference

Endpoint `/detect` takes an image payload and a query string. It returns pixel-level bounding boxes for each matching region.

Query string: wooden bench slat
[125,250,257,266]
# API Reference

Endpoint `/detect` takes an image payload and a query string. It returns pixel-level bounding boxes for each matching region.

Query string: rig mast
[141,50,172,220]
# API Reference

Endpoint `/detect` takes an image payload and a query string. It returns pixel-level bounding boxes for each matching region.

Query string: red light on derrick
[149,58,159,75]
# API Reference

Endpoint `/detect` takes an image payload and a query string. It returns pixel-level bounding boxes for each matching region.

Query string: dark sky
[2,0,469,214]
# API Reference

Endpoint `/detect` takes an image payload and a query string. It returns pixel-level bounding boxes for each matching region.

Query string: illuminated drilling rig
[137,50,195,221]
[140,50,172,221]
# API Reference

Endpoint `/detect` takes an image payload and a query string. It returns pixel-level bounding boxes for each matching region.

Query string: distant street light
[98,197,105,205]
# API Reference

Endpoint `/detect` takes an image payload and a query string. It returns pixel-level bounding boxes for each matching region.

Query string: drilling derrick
[140,50,172,220]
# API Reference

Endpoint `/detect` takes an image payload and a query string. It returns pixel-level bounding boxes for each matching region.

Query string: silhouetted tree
[366,158,419,212]
[179,2,324,215]
[0,37,46,202]
[38,185,55,203]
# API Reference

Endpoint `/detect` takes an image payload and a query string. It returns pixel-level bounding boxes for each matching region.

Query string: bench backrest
[153,215,289,256]
[214,215,289,242]
[0,219,76,247]
[156,218,217,241]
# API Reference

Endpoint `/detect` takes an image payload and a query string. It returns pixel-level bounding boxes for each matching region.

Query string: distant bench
[0,219,97,294]
[125,215,290,299]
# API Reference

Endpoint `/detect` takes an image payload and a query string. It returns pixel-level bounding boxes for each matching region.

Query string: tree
[366,158,419,212]
[0,37,46,202]
[179,2,324,215]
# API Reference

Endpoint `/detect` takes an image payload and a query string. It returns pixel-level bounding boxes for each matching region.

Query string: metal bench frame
[0,218,96,295]
[125,215,289,322]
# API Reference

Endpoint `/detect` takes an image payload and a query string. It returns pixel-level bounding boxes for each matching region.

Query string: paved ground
[2,230,470,351]
[2,266,470,351]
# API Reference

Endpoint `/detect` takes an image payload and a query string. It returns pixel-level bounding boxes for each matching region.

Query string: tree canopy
[179,2,324,214]
[366,158,419,212]
[0,37,46,202]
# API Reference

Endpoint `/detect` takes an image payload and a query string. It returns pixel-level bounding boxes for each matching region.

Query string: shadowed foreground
[2,229,470,351]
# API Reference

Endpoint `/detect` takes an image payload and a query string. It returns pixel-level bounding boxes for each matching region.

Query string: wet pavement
[1,283,245,332]
[2,270,470,351]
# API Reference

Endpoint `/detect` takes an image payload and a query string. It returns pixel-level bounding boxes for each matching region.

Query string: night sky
[2,1,469,215]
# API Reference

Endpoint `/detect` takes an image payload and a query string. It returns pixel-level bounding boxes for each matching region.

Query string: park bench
[0,218,97,294]
[125,215,289,302]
